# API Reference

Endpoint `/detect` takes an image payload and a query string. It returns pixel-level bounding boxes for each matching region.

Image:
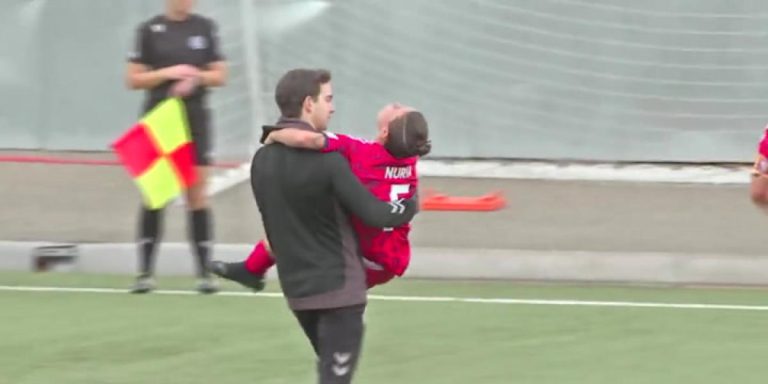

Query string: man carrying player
[211,103,430,290]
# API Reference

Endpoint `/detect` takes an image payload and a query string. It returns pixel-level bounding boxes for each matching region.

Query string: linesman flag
[111,98,197,209]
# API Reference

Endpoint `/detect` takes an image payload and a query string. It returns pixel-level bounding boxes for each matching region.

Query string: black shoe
[209,261,265,292]
[130,276,155,294]
[197,277,219,295]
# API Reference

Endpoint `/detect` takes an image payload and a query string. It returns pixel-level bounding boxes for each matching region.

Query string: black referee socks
[137,207,213,278]
[138,207,164,278]
[189,208,213,278]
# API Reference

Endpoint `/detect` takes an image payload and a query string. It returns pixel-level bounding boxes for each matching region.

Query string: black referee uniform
[128,13,223,293]
[129,13,222,164]
[251,119,419,384]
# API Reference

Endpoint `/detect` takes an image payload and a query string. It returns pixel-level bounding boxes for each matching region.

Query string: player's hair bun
[385,111,431,159]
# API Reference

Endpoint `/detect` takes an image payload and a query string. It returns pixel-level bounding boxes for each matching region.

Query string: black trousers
[293,304,366,384]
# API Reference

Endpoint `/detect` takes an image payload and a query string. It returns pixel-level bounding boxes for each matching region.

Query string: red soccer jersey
[322,132,418,276]
[758,128,768,157]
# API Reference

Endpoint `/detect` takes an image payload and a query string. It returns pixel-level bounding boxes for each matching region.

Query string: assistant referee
[125,0,227,294]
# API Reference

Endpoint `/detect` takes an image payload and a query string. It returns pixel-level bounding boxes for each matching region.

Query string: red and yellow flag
[111,98,197,209]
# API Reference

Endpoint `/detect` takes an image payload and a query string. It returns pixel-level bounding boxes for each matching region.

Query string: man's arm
[199,19,227,87]
[168,19,226,96]
[266,128,326,149]
[127,63,199,90]
[170,61,226,97]
[198,61,227,87]
[267,130,362,154]
[125,24,199,90]
[326,154,418,228]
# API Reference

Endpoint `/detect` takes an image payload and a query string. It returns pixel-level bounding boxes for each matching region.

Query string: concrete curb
[2,241,767,286]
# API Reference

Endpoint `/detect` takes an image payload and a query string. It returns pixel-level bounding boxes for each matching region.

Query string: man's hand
[162,64,199,80]
[169,75,200,98]
[264,132,277,144]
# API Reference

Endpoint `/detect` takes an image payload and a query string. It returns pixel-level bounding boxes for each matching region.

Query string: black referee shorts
[186,106,213,166]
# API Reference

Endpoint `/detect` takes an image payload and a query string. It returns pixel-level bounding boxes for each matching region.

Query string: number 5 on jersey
[385,184,411,231]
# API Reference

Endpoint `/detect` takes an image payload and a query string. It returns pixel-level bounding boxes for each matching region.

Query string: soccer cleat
[209,260,265,292]
[130,276,156,294]
[197,277,219,295]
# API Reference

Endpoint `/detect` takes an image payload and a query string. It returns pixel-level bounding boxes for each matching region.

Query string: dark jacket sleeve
[326,153,418,228]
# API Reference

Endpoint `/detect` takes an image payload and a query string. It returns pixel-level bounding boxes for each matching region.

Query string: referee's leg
[316,304,366,384]
[187,113,216,293]
[130,206,164,293]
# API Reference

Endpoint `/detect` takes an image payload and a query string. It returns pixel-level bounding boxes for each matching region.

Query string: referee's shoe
[197,277,219,295]
[130,275,219,294]
[130,275,155,294]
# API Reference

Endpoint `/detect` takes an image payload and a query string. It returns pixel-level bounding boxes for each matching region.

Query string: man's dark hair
[274,69,332,118]
[384,111,431,159]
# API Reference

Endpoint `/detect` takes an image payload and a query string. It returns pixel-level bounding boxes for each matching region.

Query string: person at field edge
[125,0,227,294]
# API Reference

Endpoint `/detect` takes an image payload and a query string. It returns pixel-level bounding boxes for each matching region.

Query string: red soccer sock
[244,240,275,275]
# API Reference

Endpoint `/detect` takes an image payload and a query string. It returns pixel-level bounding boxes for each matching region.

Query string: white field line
[2,285,767,312]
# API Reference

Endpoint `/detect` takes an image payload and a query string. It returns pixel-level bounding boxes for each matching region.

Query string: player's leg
[130,206,165,293]
[186,109,217,294]
[316,304,366,384]
[362,258,396,288]
[362,234,411,288]
[244,240,275,274]
[750,155,768,214]
[210,240,270,291]
[365,267,396,289]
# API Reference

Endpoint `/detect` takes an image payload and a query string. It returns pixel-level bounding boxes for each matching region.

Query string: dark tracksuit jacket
[251,119,418,310]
